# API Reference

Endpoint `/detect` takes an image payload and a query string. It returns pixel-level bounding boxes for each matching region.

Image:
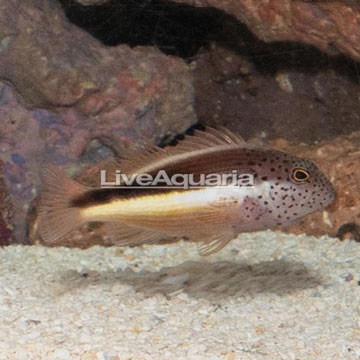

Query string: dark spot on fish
[248,161,255,166]
[271,168,275,172]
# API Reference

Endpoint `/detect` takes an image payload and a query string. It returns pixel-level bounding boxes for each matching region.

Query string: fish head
[256,150,336,227]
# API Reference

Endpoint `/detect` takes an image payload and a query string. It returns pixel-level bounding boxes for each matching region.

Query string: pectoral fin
[198,229,236,256]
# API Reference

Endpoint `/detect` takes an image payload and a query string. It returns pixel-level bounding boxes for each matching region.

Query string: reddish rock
[173,0,360,62]
[0,1,194,128]
[0,0,196,243]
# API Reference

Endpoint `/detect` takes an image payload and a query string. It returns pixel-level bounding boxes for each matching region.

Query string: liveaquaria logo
[100,170,254,189]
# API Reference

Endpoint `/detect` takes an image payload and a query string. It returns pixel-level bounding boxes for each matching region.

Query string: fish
[37,127,336,255]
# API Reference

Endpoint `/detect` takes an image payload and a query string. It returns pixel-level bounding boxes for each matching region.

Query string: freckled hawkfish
[38,127,335,255]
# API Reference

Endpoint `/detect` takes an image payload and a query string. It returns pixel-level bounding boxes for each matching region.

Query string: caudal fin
[38,164,87,244]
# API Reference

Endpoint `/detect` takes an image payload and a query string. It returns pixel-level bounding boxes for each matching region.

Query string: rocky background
[2,0,360,246]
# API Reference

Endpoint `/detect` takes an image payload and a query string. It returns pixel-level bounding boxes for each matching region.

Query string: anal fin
[103,222,173,247]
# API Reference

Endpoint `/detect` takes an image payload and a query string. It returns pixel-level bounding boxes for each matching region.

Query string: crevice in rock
[57,0,223,59]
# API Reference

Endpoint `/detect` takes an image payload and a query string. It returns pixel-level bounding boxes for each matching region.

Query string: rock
[0,0,196,243]
[0,1,190,114]
[0,161,13,246]
[173,0,360,63]
[193,43,360,143]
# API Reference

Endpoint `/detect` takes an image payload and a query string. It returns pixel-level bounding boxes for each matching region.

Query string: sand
[0,231,359,359]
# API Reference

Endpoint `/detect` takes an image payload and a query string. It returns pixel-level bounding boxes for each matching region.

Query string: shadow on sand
[58,259,322,301]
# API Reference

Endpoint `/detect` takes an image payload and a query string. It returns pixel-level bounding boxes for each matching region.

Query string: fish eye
[292,168,310,182]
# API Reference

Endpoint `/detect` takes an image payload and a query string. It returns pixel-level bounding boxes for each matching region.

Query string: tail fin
[38,164,87,244]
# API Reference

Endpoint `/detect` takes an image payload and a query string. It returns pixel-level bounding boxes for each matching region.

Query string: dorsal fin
[198,126,245,145]
[113,127,247,176]
[168,126,245,154]
[111,142,168,176]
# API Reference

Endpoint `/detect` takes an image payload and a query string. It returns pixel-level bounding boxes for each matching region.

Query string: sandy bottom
[0,231,359,359]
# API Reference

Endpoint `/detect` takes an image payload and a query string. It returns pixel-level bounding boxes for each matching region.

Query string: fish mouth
[327,189,336,207]
[326,179,336,202]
